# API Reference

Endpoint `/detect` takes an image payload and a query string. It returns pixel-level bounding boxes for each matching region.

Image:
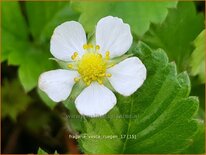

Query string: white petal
[75,82,116,117]
[108,57,146,96]
[38,69,78,102]
[96,16,133,58]
[50,21,87,61]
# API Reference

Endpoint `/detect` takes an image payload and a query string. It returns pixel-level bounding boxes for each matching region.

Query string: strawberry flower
[38,16,146,117]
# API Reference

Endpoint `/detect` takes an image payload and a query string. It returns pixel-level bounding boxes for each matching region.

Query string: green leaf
[37,147,48,154]
[142,2,204,71]
[1,1,28,61]
[78,42,199,153]
[2,1,80,92]
[181,121,205,153]
[72,1,177,36]
[2,79,31,121]
[25,1,79,42]
[8,44,56,92]
[189,30,205,83]
[2,1,56,91]
[190,83,205,123]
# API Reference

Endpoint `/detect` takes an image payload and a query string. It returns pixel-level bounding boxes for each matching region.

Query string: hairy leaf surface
[78,42,199,153]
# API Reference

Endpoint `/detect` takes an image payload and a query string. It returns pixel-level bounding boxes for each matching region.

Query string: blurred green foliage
[72,1,177,36]
[2,1,79,92]
[37,147,48,154]
[2,79,31,121]
[190,30,205,83]
[142,2,204,72]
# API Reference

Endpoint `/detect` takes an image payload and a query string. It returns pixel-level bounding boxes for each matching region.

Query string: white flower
[38,16,147,117]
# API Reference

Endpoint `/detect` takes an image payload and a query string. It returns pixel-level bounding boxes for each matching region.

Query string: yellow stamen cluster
[78,52,107,85]
[67,44,112,86]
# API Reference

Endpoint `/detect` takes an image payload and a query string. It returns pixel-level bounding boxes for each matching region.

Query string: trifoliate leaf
[2,1,79,92]
[190,30,205,83]
[71,1,177,36]
[78,42,199,153]
[2,79,31,121]
[142,2,204,71]
[25,1,79,42]
[2,2,56,92]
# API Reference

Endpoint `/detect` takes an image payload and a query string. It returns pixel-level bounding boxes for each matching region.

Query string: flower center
[78,52,107,85]
[68,44,112,86]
